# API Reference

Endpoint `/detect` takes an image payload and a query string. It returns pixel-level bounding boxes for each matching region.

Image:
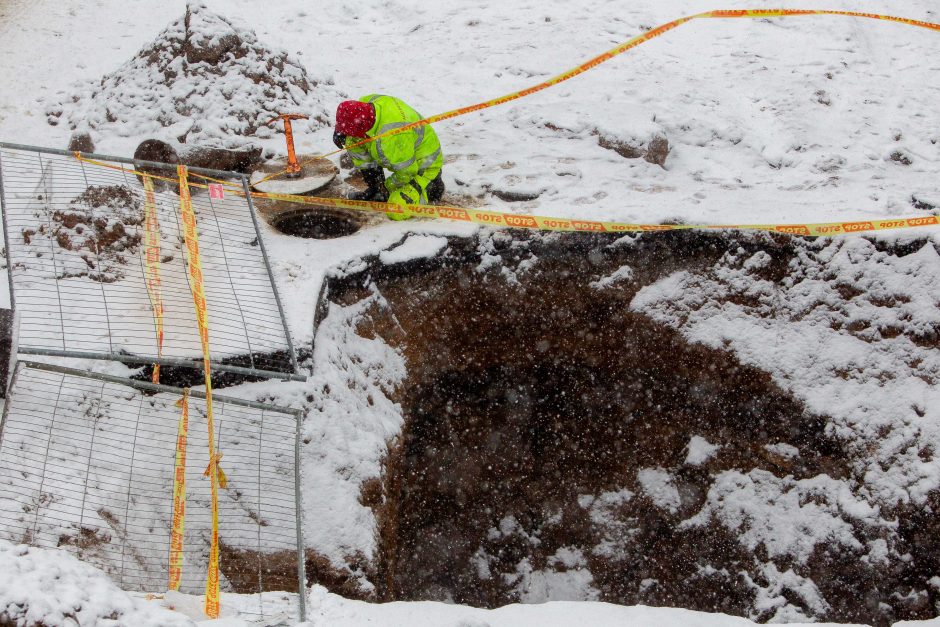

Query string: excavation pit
[273,209,362,239]
[311,230,940,626]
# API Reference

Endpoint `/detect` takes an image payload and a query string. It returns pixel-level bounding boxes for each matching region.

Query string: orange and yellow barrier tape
[73,151,939,237]
[168,389,190,591]
[249,189,940,236]
[141,175,165,383]
[375,10,940,140]
[177,165,226,619]
[251,8,940,185]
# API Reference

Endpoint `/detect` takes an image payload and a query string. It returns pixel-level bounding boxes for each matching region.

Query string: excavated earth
[310,229,940,626]
[45,2,334,148]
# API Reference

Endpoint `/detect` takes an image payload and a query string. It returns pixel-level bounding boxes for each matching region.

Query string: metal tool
[265,113,309,179]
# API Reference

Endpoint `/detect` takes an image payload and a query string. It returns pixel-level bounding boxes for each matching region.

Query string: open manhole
[272,208,362,239]
[308,230,940,626]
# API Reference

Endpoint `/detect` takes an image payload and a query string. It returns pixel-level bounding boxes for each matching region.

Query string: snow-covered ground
[6,537,940,627]
[0,0,939,625]
[5,540,940,626]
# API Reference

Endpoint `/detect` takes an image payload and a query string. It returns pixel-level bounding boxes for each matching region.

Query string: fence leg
[294,407,307,621]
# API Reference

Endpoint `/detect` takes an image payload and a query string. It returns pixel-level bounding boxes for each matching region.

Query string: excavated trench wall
[312,230,940,626]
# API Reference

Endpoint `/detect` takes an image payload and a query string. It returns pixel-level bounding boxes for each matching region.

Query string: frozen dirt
[305,230,940,625]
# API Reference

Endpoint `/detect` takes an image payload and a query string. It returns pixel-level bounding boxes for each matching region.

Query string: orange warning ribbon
[247,190,940,236]
[141,175,165,383]
[168,389,190,591]
[203,451,228,489]
[72,153,938,236]
[177,165,224,619]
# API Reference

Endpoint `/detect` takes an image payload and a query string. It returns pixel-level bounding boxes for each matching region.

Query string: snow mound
[44,2,334,148]
[0,539,194,627]
[30,184,144,283]
[637,467,681,514]
[513,100,670,166]
[685,435,720,466]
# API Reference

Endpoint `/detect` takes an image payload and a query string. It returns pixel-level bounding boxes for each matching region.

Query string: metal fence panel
[0,144,300,379]
[0,362,305,620]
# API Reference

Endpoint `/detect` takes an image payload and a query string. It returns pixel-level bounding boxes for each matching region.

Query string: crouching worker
[333,95,445,220]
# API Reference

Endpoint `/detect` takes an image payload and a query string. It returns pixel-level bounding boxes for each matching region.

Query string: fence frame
[0,147,15,314]
[0,359,308,621]
[0,142,303,381]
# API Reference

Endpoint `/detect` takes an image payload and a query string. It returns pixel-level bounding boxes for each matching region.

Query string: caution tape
[141,175,165,383]
[247,189,940,235]
[168,389,190,591]
[177,165,224,619]
[252,8,940,185]
[70,153,939,236]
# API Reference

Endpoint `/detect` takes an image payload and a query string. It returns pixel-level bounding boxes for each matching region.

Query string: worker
[333,95,445,220]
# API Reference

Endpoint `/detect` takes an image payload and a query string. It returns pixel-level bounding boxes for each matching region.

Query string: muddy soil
[317,230,940,625]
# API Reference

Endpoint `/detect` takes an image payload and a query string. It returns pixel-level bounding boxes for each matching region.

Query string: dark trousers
[426,171,445,202]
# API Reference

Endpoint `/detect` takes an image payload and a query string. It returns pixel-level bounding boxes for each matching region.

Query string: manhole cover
[250,157,338,195]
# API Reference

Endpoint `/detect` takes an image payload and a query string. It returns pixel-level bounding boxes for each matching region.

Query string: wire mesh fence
[0,143,301,380]
[0,362,306,621]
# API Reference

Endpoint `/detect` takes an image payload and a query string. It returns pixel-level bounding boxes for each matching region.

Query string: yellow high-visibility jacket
[345,94,443,205]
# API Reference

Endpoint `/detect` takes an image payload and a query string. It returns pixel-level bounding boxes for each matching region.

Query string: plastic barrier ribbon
[379,10,940,140]
[70,153,938,236]
[168,389,190,591]
[177,165,223,619]
[247,190,940,235]
[141,175,164,383]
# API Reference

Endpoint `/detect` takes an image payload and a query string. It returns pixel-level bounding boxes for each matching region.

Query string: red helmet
[335,100,376,138]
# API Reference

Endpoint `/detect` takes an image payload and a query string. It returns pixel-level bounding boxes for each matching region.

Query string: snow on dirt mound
[0,540,194,627]
[44,2,333,148]
[628,236,940,621]
[632,236,940,507]
[21,184,144,283]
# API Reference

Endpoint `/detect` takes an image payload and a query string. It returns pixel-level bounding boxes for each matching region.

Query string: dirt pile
[22,184,142,282]
[45,2,337,148]
[315,230,940,626]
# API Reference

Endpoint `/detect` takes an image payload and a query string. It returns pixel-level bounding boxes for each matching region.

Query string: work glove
[348,166,388,202]
[332,131,347,150]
